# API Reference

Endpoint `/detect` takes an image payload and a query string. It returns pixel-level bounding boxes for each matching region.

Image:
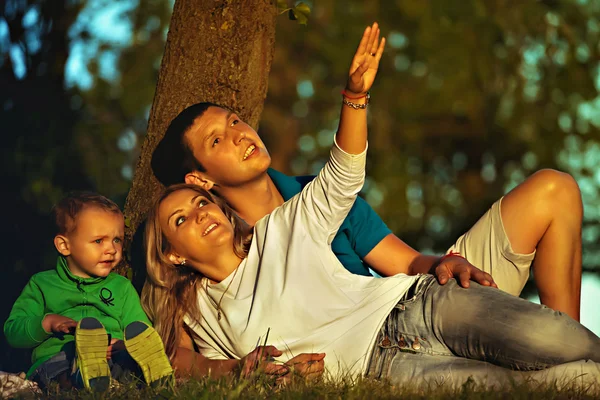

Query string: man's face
[63,208,124,278]
[184,107,271,187]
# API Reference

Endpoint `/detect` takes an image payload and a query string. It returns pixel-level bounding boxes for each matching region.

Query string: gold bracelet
[342,92,370,109]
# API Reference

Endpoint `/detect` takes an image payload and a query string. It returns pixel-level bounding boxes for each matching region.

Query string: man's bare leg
[500,169,582,321]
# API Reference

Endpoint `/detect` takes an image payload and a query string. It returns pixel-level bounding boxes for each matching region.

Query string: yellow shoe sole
[75,317,111,391]
[124,321,174,387]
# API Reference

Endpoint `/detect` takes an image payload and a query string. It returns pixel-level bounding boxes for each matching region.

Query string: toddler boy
[4,192,172,391]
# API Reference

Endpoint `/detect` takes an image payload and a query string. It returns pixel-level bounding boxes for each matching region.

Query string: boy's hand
[107,339,125,360]
[42,314,77,335]
[346,22,386,96]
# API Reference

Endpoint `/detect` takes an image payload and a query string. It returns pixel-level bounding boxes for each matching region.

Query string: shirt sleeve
[348,196,393,258]
[3,277,50,348]
[279,138,366,245]
[120,280,152,328]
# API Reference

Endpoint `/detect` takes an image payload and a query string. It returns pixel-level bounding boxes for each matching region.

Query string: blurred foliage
[2,0,600,371]
[262,0,600,271]
[0,0,172,373]
[277,0,311,25]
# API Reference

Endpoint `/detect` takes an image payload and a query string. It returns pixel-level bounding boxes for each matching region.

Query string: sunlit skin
[158,189,243,283]
[54,207,124,279]
[183,107,286,229]
[184,108,272,188]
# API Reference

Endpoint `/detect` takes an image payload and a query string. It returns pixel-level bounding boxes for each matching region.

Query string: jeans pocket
[395,274,435,308]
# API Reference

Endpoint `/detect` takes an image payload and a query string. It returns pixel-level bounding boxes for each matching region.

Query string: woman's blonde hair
[141,183,252,360]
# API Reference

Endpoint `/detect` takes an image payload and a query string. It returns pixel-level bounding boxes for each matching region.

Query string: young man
[151,101,582,322]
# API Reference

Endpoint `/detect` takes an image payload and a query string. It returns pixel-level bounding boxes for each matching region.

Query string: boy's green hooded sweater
[4,256,151,377]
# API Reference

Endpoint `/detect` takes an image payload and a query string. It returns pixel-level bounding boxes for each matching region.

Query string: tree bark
[123,0,277,251]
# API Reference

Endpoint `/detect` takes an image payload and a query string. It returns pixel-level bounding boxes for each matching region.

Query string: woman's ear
[185,172,215,191]
[54,235,71,256]
[167,252,185,266]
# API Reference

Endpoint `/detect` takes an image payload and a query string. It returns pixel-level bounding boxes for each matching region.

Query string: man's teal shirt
[268,168,391,276]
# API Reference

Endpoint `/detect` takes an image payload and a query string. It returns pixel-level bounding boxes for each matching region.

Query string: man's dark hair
[151,102,226,187]
[52,191,122,235]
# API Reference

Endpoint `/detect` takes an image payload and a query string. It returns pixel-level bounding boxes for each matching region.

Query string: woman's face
[158,188,236,276]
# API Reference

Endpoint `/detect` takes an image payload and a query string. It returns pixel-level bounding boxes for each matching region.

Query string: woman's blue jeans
[366,275,600,388]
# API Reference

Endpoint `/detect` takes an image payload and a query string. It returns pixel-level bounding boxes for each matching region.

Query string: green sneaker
[75,317,111,391]
[124,321,174,388]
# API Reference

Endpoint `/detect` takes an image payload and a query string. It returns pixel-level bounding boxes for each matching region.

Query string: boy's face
[55,207,124,279]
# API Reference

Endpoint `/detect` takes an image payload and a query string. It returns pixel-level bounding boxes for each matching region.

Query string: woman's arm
[281,23,386,244]
[336,22,385,155]
[172,326,236,379]
[172,326,289,380]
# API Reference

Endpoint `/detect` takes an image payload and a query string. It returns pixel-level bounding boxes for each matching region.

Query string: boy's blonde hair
[52,191,122,235]
[141,183,252,360]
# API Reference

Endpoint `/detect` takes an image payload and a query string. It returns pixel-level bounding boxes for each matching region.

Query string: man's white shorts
[447,197,536,296]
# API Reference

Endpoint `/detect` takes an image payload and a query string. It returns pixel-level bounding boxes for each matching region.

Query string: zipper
[76,280,88,318]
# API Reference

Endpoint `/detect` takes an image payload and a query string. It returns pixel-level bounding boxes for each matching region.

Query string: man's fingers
[472,270,498,288]
[487,278,499,288]
[484,272,498,288]
[459,270,471,287]
[437,273,448,284]
[435,265,450,284]
[470,270,490,286]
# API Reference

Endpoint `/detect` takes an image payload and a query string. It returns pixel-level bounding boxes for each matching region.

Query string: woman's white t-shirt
[184,141,419,378]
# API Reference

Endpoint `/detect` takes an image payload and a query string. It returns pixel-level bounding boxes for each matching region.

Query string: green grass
[13,374,600,400]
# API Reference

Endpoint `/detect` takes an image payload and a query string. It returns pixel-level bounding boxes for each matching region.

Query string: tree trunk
[123,0,277,255]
